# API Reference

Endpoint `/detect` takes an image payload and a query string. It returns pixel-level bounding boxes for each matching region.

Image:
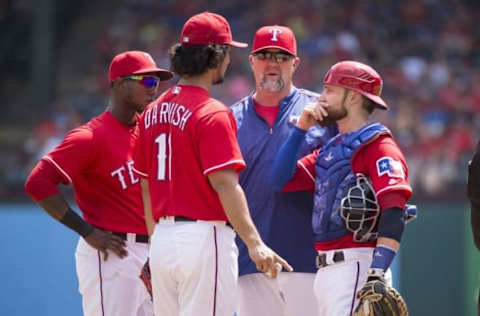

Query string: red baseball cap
[180,11,248,48]
[108,51,173,83]
[251,25,297,56]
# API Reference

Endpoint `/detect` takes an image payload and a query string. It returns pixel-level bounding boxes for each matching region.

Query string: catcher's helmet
[323,61,387,109]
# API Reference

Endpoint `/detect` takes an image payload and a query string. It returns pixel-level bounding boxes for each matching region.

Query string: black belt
[316,250,345,269]
[112,232,149,243]
[171,215,233,229]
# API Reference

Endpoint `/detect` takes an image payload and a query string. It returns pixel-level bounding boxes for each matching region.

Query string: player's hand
[296,100,329,130]
[83,228,128,260]
[248,243,293,278]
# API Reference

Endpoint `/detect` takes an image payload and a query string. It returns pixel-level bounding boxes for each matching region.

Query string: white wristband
[367,268,385,279]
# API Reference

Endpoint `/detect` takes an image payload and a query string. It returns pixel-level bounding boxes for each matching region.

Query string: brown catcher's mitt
[139,258,152,300]
[354,279,408,316]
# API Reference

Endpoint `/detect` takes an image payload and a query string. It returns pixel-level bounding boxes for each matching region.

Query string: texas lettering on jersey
[110,160,139,190]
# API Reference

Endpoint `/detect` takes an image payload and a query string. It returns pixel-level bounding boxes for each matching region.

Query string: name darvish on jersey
[143,102,193,131]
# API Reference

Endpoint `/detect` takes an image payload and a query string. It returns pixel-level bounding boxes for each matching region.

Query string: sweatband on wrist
[370,245,396,271]
[366,268,385,281]
[60,208,94,237]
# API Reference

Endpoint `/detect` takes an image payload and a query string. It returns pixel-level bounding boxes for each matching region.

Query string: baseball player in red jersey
[271,61,412,315]
[133,11,292,316]
[25,51,172,316]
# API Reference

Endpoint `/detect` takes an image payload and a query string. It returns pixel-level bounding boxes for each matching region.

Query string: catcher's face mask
[340,174,380,243]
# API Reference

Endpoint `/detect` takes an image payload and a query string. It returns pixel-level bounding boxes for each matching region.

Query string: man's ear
[248,54,255,70]
[292,57,301,73]
[349,90,363,104]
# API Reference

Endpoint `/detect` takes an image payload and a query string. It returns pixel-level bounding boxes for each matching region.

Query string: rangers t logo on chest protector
[269,28,283,41]
[376,157,404,179]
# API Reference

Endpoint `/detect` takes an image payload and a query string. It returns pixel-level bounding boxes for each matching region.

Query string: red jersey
[285,134,412,250]
[43,111,147,234]
[133,85,246,221]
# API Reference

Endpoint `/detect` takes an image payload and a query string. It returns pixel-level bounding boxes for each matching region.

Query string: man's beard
[259,76,285,93]
[317,103,348,126]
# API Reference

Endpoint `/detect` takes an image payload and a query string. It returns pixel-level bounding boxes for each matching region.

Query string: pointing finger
[275,255,293,272]
[265,262,283,278]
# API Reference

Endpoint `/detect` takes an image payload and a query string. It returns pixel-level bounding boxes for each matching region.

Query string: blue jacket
[230,87,338,275]
[313,123,390,242]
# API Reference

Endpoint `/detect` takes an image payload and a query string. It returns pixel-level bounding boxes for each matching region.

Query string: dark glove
[139,258,152,300]
[354,270,408,316]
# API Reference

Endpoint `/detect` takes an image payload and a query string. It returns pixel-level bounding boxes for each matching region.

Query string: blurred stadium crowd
[1,0,479,200]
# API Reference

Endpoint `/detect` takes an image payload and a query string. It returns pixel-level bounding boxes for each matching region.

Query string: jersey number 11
[155,133,171,181]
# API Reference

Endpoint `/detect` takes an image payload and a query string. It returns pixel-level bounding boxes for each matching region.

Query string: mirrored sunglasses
[124,75,160,88]
[253,51,293,63]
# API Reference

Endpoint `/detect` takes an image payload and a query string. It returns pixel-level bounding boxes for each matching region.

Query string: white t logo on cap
[269,28,283,42]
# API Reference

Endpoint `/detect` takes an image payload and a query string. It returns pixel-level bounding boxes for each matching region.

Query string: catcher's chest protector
[312,123,390,242]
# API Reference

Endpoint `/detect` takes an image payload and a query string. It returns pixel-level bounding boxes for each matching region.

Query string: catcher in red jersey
[25,51,172,316]
[271,61,412,315]
[133,11,292,316]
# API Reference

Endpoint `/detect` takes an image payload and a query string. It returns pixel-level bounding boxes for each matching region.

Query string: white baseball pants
[313,247,392,316]
[75,236,152,316]
[237,272,318,316]
[150,218,238,316]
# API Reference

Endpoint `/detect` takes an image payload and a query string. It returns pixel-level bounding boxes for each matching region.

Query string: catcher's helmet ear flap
[323,61,388,110]
[340,174,380,243]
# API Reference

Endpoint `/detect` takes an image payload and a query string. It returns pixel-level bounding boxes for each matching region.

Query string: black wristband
[378,207,405,242]
[60,208,95,237]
